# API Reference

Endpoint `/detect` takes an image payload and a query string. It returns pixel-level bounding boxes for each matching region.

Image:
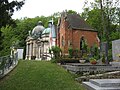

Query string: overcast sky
[9,0,94,19]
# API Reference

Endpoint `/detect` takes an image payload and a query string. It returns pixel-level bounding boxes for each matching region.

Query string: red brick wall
[57,18,66,53]
[72,30,99,49]
[57,17,100,54]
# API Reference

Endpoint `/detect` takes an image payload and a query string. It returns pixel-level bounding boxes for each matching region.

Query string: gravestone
[17,48,24,59]
[112,39,120,61]
[100,42,108,64]
[100,42,107,53]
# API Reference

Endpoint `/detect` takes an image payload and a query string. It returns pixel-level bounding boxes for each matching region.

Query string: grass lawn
[0,60,85,90]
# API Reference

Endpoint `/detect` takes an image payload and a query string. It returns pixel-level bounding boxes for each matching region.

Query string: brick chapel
[25,11,100,60]
[56,12,100,55]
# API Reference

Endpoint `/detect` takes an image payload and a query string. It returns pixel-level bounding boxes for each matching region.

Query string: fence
[0,53,18,78]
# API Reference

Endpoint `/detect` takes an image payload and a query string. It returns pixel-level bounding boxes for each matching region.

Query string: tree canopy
[81,0,120,41]
[0,0,25,28]
[0,15,59,56]
[81,0,120,60]
[0,0,25,56]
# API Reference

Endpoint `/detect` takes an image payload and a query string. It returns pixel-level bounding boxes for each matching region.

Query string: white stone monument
[17,49,24,59]
[112,39,120,61]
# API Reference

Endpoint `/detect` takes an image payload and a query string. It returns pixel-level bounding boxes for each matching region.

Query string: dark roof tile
[67,13,95,31]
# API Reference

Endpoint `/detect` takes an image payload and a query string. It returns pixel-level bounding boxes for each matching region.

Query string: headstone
[17,49,24,59]
[100,42,107,52]
[100,42,108,64]
[112,39,120,61]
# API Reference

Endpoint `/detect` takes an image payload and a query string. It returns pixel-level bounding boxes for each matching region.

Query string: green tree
[0,26,18,56]
[0,15,59,57]
[81,0,120,42]
[0,0,25,28]
[81,0,120,62]
[0,0,25,56]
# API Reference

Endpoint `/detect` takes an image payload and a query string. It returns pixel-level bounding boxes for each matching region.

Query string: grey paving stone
[83,82,120,90]
[90,79,120,87]
[83,79,120,90]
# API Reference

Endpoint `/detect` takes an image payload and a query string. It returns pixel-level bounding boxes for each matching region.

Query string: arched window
[80,36,88,53]
[80,36,85,50]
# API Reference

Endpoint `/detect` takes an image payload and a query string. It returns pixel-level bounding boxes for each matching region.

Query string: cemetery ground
[0,60,85,90]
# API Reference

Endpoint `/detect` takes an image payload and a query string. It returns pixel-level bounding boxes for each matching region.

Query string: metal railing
[0,53,18,78]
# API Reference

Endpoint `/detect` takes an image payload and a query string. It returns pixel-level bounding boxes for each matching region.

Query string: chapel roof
[61,12,96,31]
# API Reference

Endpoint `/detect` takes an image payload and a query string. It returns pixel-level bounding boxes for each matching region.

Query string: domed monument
[32,21,45,38]
[25,20,56,60]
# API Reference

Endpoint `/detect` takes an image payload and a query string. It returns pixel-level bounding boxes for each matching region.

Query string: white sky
[9,0,94,19]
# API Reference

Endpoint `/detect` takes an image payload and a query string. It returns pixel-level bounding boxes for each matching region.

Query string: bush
[68,47,73,58]
[51,46,61,59]
[91,44,99,60]
[73,48,79,58]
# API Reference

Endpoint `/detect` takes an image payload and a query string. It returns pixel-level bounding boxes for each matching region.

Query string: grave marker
[112,39,120,61]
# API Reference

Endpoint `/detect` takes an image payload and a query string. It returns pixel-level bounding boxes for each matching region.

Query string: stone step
[90,79,120,87]
[83,82,120,90]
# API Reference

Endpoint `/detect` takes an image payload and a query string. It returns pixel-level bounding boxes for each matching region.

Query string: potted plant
[90,57,97,64]
[79,54,86,64]
[79,59,86,63]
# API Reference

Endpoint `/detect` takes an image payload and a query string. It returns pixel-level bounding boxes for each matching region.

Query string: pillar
[35,44,39,60]
[38,46,40,59]
[29,42,33,60]
[25,43,29,60]
[30,42,33,60]
[29,43,31,60]
[33,41,36,57]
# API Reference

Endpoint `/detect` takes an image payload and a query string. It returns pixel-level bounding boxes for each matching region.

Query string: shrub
[91,44,99,60]
[74,48,79,58]
[51,46,61,59]
[68,47,73,58]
